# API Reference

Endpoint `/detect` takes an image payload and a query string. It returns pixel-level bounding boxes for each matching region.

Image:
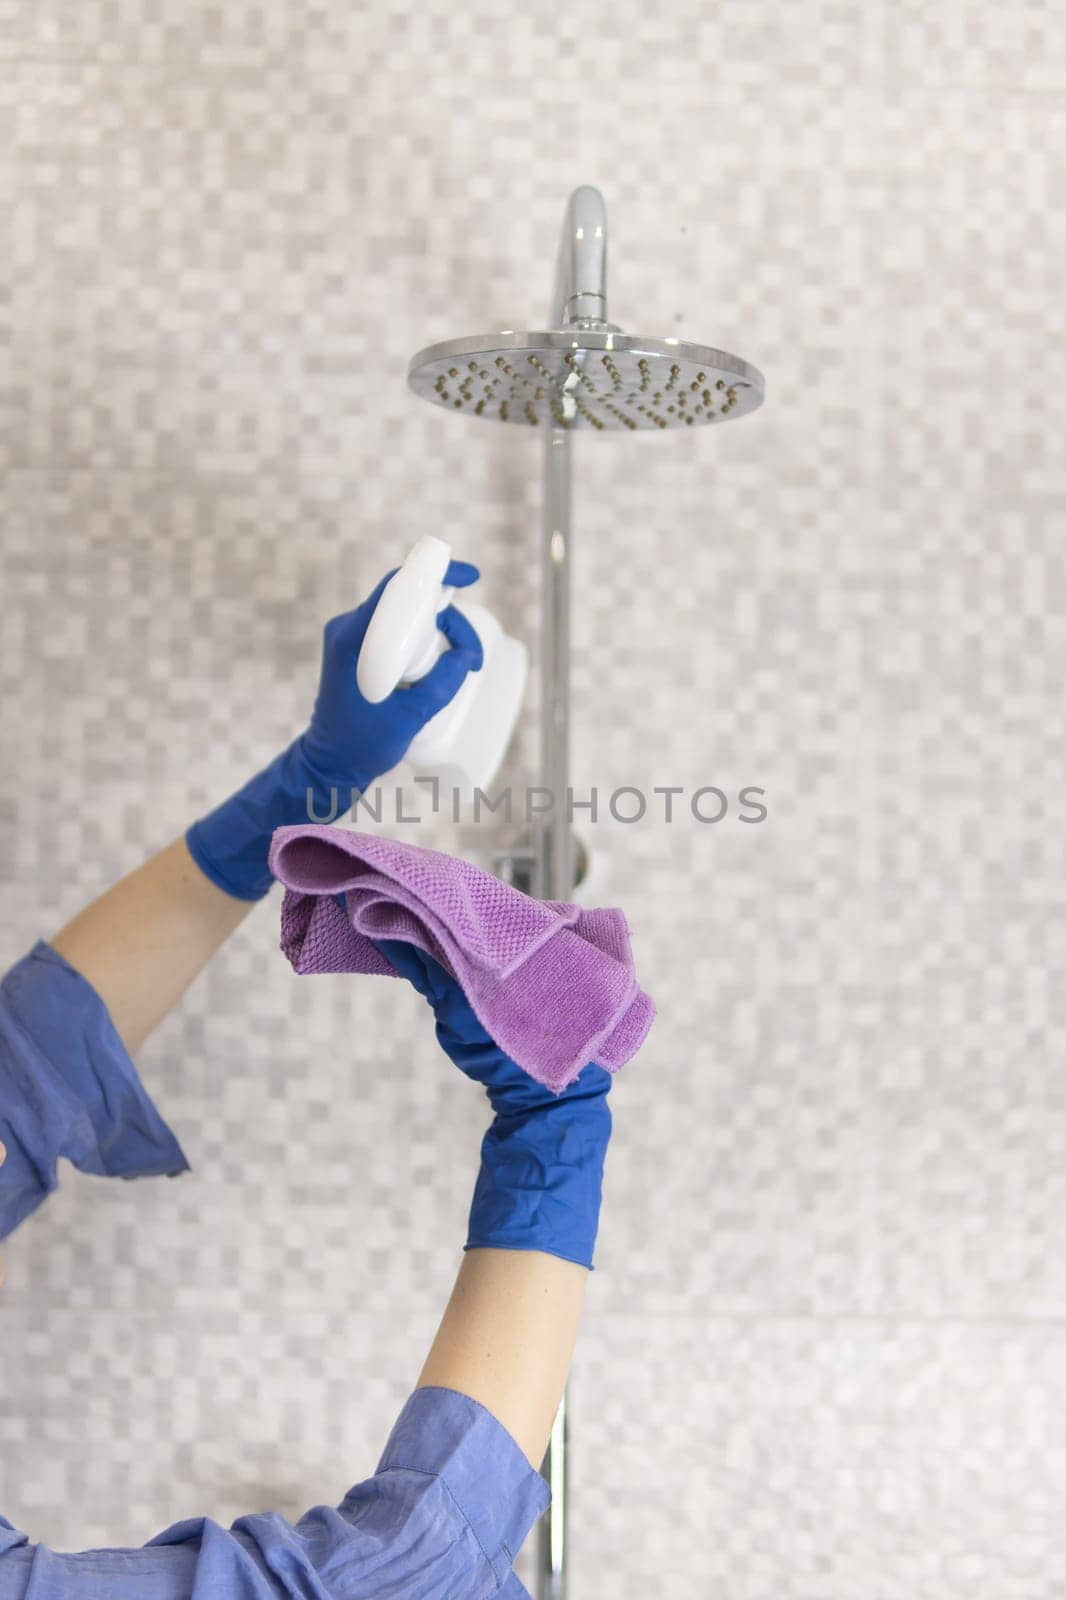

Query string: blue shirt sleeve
[0,1387,551,1598]
[0,940,191,1240]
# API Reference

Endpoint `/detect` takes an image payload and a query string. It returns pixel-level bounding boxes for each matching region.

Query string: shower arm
[549,185,614,334]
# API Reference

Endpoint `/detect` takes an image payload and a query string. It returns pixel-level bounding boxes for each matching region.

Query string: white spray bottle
[356,535,528,798]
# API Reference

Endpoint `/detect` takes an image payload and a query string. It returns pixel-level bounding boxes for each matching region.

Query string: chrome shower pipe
[404,181,764,1600]
[534,182,616,907]
[533,180,612,1600]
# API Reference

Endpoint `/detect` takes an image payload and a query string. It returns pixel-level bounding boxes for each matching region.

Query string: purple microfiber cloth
[267,823,655,1095]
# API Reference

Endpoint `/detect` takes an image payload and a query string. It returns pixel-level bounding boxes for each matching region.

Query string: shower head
[406,326,764,432]
[407,186,763,431]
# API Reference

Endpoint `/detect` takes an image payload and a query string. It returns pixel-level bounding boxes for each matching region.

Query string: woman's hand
[297,559,484,798]
[374,938,608,1115]
[185,555,485,904]
[381,942,612,1469]
[373,937,613,1273]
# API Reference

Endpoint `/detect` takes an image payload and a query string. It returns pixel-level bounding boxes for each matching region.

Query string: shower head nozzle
[406,328,764,433]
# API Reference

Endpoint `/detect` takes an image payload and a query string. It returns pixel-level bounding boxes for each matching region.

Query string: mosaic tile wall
[1,3,1064,1594]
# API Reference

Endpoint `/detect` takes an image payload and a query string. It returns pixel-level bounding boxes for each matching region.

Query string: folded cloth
[267,823,655,1094]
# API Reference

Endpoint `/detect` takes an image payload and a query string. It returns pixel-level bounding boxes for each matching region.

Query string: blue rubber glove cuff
[375,937,613,1271]
[464,1063,612,1272]
[185,736,354,902]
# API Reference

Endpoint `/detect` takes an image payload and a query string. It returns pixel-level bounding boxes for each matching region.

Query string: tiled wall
[2,3,1064,1595]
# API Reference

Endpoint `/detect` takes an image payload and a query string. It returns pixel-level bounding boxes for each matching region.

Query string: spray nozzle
[356,535,456,703]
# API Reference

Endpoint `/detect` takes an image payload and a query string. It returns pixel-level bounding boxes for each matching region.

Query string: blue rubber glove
[185,560,484,901]
[374,937,613,1272]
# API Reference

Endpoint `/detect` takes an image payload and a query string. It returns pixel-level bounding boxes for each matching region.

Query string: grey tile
[2,2,1065,1587]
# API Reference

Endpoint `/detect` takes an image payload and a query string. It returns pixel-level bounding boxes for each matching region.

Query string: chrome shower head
[406,326,764,432]
[407,186,764,431]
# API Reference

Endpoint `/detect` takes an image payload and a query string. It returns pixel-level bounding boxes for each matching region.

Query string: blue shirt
[0,942,550,1598]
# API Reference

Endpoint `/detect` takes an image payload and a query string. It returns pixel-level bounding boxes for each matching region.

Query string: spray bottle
[356,535,528,798]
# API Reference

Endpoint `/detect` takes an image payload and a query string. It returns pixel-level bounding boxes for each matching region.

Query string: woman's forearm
[48,834,254,1057]
[415,1247,589,1470]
